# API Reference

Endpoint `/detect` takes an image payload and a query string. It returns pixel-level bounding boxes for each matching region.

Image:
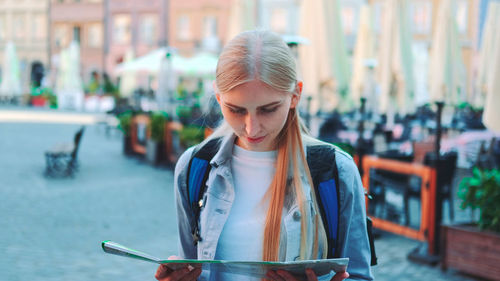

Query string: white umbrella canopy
[350,5,376,109]
[115,48,217,78]
[482,3,500,133]
[473,2,500,108]
[428,0,467,105]
[175,53,218,78]
[377,0,415,116]
[115,48,170,74]
[298,0,350,114]
[0,41,22,99]
[156,51,218,113]
[227,0,257,40]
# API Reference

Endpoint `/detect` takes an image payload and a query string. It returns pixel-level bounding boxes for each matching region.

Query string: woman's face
[216,80,301,151]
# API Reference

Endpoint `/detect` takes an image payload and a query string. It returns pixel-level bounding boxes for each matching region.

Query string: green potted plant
[180,125,205,148]
[41,87,57,109]
[30,86,47,107]
[118,111,133,155]
[441,167,500,280]
[146,111,168,165]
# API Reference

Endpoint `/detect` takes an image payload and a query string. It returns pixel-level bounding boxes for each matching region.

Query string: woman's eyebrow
[257,101,282,108]
[224,101,282,109]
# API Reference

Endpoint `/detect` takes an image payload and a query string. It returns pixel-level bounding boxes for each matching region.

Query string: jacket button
[293,210,301,221]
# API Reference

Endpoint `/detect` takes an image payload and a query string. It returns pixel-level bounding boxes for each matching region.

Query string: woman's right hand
[155,256,202,281]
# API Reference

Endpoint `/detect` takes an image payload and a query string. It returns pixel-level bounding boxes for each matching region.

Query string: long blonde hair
[213,30,327,261]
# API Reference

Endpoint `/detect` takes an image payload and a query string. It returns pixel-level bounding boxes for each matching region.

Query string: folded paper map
[102,240,349,279]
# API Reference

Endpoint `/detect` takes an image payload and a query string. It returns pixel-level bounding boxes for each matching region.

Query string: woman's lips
[247,136,265,143]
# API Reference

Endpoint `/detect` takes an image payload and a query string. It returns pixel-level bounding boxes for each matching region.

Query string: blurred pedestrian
[155,30,373,281]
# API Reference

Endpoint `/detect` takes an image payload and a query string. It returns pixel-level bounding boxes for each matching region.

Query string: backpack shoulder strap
[306,144,340,258]
[186,138,221,245]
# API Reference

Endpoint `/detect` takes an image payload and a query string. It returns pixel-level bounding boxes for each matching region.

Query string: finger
[305,269,318,281]
[276,269,299,281]
[179,267,202,281]
[155,264,172,280]
[266,270,285,281]
[331,271,349,281]
[166,267,191,280]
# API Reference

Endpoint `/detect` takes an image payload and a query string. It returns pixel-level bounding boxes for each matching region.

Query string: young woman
[155,30,373,281]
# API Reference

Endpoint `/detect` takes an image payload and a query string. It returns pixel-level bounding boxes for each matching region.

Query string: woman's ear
[296,81,303,95]
[290,81,303,109]
[213,81,221,105]
[215,93,221,105]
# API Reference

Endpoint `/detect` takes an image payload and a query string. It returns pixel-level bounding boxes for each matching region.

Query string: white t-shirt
[213,145,276,280]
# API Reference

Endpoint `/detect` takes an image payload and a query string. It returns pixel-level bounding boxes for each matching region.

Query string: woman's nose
[244,114,260,136]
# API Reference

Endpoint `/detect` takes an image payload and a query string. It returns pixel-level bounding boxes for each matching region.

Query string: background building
[0,0,50,91]
[106,0,167,75]
[0,0,491,100]
[168,0,231,56]
[50,0,105,82]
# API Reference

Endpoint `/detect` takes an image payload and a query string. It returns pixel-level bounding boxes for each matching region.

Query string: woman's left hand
[266,268,349,281]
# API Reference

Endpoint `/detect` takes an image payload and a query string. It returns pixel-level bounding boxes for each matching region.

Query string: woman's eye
[260,107,278,114]
[229,107,246,115]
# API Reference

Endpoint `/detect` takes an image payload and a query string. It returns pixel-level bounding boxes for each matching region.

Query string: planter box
[146,139,166,165]
[131,114,149,155]
[31,96,47,107]
[441,224,500,280]
[123,136,134,156]
[164,121,184,164]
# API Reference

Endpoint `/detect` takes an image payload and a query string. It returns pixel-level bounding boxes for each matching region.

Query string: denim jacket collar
[209,134,237,168]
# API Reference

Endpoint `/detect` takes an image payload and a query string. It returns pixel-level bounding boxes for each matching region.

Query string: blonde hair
[212,30,327,261]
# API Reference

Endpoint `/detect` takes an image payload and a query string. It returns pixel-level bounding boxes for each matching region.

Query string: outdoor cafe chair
[404,149,458,226]
[368,150,414,224]
[44,126,85,177]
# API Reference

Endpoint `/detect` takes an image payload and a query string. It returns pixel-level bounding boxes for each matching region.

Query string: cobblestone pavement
[0,107,484,281]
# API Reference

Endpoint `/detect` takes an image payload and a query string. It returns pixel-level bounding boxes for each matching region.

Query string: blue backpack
[186,138,377,264]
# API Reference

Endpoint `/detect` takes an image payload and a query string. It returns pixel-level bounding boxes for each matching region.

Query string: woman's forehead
[220,80,289,105]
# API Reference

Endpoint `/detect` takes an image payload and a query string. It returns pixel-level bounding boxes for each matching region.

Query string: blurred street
[0,107,176,281]
[0,107,483,281]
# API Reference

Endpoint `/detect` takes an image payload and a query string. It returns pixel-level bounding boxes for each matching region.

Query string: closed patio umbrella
[482,3,500,133]
[473,2,500,108]
[350,5,376,110]
[377,0,415,118]
[55,41,84,110]
[0,41,22,101]
[428,0,466,105]
[324,0,351,111]
[298,0,350,114]
[157,49,176,114]
[118,49,137,98]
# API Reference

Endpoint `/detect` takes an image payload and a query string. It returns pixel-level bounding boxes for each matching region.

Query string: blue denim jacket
[174,134,374,280]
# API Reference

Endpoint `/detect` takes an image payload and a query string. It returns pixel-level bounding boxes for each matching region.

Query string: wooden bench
[44,126,85,177]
